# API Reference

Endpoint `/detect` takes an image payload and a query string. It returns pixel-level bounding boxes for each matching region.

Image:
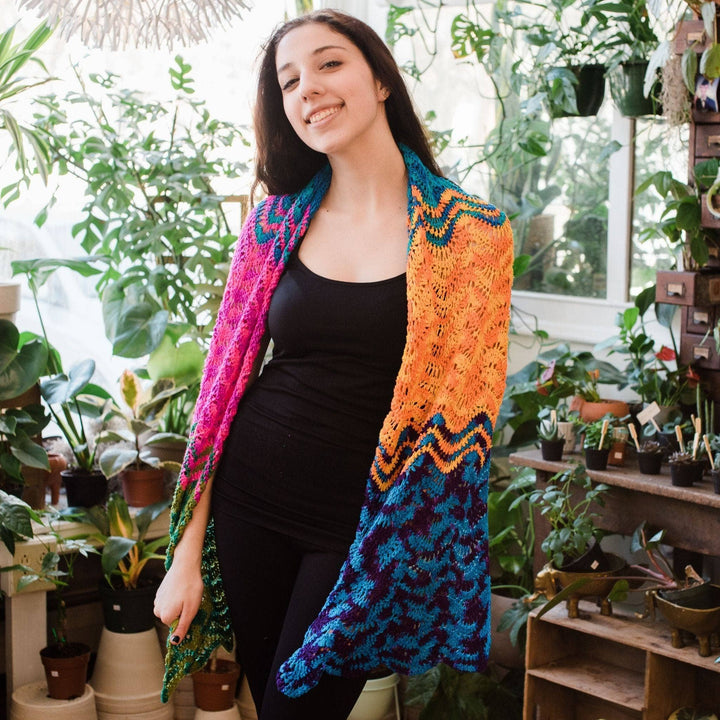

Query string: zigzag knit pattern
[161,146,513,701]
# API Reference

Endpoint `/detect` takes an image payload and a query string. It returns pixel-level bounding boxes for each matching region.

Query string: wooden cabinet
[524,602,720,720]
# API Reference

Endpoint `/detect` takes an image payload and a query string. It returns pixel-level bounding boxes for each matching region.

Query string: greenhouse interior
[1,0,720,719]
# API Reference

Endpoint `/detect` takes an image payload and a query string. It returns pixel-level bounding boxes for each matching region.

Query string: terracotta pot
[40,642,91,700]
[192,659,242,711]
[47,453,67,505]
[61,469,108,508]
[120,467,165,507]
[570,396,629,423]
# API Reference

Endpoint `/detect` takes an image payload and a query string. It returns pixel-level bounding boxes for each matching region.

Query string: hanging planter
[549,64,606,118]
[610,60,662,117]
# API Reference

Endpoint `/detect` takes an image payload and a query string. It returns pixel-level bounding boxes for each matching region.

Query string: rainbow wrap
[161,146,513,700]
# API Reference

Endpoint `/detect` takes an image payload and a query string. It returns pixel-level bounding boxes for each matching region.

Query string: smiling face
[275,22,390,157]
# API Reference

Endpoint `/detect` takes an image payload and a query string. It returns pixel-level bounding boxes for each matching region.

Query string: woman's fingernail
[170,635,181,645]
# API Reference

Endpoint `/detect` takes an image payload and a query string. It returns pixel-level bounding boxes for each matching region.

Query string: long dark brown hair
[252,9,442,198]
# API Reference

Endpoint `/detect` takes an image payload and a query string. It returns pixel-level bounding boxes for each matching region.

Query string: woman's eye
[322,60,341,69]
[281,77,298,91]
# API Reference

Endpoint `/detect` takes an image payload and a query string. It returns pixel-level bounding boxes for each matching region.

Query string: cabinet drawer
[655,270,720,306]
[684,305,716,334]
[675,19,715,54]
[694,124,720,157]
[680,333,720,369]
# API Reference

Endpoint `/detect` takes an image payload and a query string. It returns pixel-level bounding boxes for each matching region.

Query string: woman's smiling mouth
[306,105,343,124]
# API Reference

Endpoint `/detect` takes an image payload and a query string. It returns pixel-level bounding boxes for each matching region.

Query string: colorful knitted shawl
[161,145,513,701]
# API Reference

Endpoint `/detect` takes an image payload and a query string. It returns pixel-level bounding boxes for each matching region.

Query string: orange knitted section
[371,187,513,491]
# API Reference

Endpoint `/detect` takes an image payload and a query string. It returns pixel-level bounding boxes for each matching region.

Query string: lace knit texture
[161,146,513,701]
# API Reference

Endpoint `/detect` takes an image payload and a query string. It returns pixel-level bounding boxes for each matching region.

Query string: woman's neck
[323,140,407,215]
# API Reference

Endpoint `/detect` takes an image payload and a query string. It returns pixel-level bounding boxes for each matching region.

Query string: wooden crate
[524,602,720,720]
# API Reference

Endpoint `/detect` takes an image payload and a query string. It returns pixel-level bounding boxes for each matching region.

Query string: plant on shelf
[0,319,50,502]
[538,410,565,460]
[599,286,695,407]
[97,369,186,506]
[528,463,610,572]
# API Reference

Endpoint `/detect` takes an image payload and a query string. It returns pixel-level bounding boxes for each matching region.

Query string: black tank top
[212,252,407,551]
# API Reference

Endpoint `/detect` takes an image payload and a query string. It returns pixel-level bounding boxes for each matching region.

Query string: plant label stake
[628,423,641,452]
[675,425,686,454]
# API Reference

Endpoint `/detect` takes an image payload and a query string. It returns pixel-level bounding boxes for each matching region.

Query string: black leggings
[212,508,368,720]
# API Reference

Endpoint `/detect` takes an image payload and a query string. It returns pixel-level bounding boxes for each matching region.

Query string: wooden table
[509,448,720,575]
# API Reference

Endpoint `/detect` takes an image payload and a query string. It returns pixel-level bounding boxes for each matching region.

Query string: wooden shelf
[524,602,720,720]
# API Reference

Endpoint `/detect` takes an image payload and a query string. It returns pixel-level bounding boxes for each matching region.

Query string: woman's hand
[154,553,204,645]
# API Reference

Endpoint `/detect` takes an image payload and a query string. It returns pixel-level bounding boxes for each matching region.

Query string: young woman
[154,10,513,720]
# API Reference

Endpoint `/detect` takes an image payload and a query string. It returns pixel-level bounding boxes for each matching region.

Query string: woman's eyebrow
[277,44,349,75]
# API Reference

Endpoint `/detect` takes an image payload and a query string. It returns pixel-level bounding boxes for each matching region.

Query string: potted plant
[591,0,662,116]
[666,423,704,485]
[15,507,98,700]
[599,288,694,411]
[0,319,51,506]
[97,369,185,507]
[582,417,612,470]
[538,409,564,460]
[520,0,611,117]
[75,493,171,716]
[529,463,611,573]
[191,649,242,714]
[40,359,113,507]
[26,57,246,362]
[78,492,169,633]
[636,437,665,475]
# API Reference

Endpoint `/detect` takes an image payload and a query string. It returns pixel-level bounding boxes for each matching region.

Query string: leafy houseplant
[0,319,50,503]
[528,463,610,572]
[582,417,613,469]
[29,56,249,360]
[97,369,185,507]
[79,493,169,633]
[600,287,693,407]
[636,158,720,270]
[0,21,54,206]
[538,410,564,460]
[15,507,98,699]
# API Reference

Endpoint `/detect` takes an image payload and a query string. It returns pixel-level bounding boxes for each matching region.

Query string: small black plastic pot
[584,447,610,471]
[560,537,610,573]
[99,579,160,633]
[637,451,663,476]
[669,460,704,487]
[540,438,565,461]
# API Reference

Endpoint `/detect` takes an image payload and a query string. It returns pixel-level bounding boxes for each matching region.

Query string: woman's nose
[298,72,322,99]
